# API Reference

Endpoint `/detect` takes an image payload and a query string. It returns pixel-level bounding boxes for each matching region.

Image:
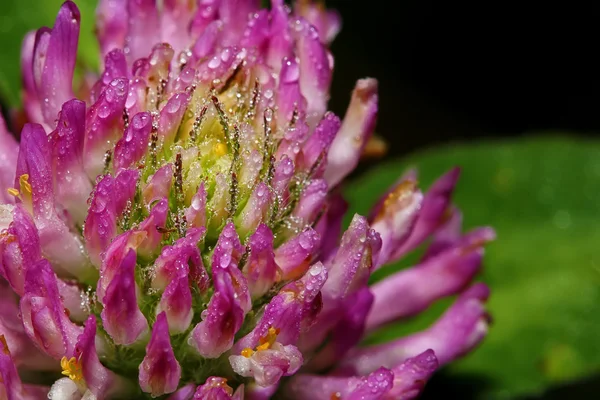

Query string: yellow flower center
[60,356,83,382]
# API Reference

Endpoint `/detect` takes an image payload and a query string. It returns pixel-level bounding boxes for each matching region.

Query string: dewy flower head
[0,1,495,399]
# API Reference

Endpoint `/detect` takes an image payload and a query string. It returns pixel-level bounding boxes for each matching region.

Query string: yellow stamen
[256,327,280,352]
[60,356,83,382]
[19,174,32,195]
[241,327,281,357]
[241,348,255,358]
[9,174,34,214]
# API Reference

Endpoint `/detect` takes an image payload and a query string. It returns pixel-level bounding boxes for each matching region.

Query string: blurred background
[1,1,599,399]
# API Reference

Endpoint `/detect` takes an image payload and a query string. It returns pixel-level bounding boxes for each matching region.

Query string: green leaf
[0,0,98,107]
[345,136,600,399]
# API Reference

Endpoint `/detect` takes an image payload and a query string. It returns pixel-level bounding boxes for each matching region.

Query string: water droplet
[208,57,221,69]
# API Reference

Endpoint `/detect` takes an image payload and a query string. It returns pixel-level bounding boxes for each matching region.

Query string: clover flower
[0,1,494,399]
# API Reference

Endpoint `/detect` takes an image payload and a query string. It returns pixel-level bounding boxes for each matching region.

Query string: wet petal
[101,249,149,345]
[139,312,182,396]
[325,78,378,187]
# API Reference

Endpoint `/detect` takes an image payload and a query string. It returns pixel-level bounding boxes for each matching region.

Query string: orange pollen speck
[0,335,10,355]
[374,179,417,222]
[330,392,342,400]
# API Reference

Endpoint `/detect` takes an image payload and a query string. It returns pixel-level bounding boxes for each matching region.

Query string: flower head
[0,1,494,399]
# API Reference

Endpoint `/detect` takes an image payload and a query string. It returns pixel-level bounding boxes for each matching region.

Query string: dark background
[326,0,600,160]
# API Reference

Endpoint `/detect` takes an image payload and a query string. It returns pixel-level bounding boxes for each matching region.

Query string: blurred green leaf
[345,136,600,399]
[0,0,98,107]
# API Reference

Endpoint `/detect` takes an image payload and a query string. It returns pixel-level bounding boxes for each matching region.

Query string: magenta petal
[15,123,54,218]
[314,193,348,260]
[152,228,207,291]
[191,271,244,358]
[0,205,41,295]
[212,223,251,313]
[170,65,197,92]
[75,315,127,398]
[91,49,129,102]
[97,230,146,302]
[301,112,340,171]
[370,176,423,269]
[133,43,174,89]
[237,182,272,238]
[185,182,207,229]
[56,279,87,322]
[325,78,378,186]
[84,175,118,267]
[139,312,182,396]
[294,17,332,125]
[240,9,270,53]
[114,112,153,170]
[52,99,93,225]
[217,0,261,45]
[96,0,128,58]
[366,232,491,330]
[340,284,490,375]
[126,0,160,64]
[392,168,462,260]
[190,0,219,38]
[101,249,149,345]
[274,227,320,280]
[272,155,295,195]
[36,1,80,128]
[143,164,174,206]
[19,259,82,359]
[138,198,169,258]
[266,0,294,72]
[294,0,341,45]
[0,279,54,371]
[126,77,149,115]
[285,367,394,400]
[0,114,18,204]
[243,224,281,299]
[193,376,235,400]
[384,350,438,400]
[293,179,327,224]
[113,168,140,215]
[102,49,129,82]
[160,0,196,53]
[159,92,191,150]
[16,124,89,278]
[322,214,381,300]
[84,77,129,179]
[276,57,306,126]
[21,31,44,125]
[158,270,194,334]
